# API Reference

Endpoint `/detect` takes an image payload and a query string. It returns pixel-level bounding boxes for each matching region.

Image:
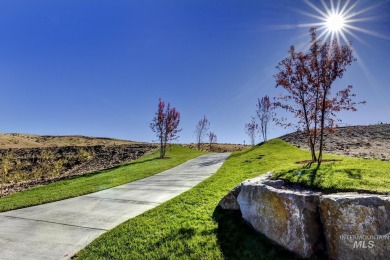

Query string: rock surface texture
[280,124,390,161]
[237,176,323,258]
[218,185,241,210]
[218,172,273,211]
[320,193,390,260]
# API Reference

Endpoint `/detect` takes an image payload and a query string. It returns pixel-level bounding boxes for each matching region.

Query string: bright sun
[326,13,345,32]
[299,0,385,45]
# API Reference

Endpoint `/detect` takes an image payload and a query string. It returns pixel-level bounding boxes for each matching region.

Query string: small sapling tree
[274,28,365,165]
[245,116,258,146]
[208,132,217,149]
[256,95,273,142]
[275,44,319,161]
[194,116,210,150]
[150,98,181,158]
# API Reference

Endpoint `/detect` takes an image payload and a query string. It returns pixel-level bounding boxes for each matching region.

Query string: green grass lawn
[0,145,205,212]
[75,139,390,259]
[272,149,390,194]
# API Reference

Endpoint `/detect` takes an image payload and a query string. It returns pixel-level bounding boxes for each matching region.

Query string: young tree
[194,116,210,150]
[150,98,181,158]
[308,29,365,163]
[256,95,273,142]
[274,28,365,165]
[208,132,217,149]
[245,116,258,146]
[275,45,319,161]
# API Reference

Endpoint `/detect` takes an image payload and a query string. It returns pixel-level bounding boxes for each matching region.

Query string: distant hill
[0,133,139,149]
[279,124,390,161]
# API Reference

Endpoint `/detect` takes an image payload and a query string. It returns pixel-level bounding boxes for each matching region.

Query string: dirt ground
[279,124,390,161]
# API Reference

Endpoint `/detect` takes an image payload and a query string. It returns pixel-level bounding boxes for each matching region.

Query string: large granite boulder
[237,177,323,258]
[222,173,390,258]
[218,185,241,210]
[218,172,272,210]
[320,193,390,260]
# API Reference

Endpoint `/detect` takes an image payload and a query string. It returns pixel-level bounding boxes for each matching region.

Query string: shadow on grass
[273,165,376,194]
[273,167,323,191]
[212,207,301,260]
[155,227,196,246]
[344,169,362,179]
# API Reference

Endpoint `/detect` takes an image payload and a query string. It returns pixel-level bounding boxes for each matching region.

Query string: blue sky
[0,0,389,144]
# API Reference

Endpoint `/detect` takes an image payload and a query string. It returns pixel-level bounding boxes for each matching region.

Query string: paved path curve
[0,153,230,260]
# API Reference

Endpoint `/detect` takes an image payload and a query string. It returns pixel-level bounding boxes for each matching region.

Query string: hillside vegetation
[0,133,138,149]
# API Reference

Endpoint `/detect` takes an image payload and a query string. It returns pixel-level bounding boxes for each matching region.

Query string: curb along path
[0,153,231,260]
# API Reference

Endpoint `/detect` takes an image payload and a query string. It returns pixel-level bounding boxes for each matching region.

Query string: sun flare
[298,0,389,45]
[326,13,345,33]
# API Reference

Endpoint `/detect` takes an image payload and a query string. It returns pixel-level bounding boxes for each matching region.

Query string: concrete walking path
[0,153,230,260]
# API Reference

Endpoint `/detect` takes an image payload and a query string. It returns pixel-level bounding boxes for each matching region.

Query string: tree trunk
[318,89,328,166]
[305,128,316,162]
[309,137,316,162]
[301,93,317,162]
[160,136,164,158]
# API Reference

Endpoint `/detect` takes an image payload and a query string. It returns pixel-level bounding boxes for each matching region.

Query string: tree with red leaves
[150,98,181,158]
[274,28,365,165]
[256,95,273,142]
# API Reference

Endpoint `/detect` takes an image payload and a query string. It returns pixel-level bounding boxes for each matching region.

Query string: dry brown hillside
[0,134,156,196]
[279,124,390,161]
[0,133,138,149]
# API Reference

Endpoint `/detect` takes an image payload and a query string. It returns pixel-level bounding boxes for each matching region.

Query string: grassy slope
[0,145,205,212]
[273,148,390,194]
[75,139,390,259]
